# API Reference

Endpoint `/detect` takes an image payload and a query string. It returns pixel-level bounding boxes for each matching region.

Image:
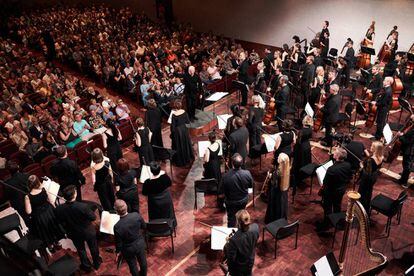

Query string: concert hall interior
[1,0,414,275]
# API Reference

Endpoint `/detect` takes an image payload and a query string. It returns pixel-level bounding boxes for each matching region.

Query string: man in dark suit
[229,117,249,162]
[364,65,383,97]
[50,145,85,200]
[275,75,290,130]
[263,48,274,81]
[324,69,339,92]
[224,210,259,276]
[238,52,250,106]
[318,148,351,230]
[54,185,101,272]
[301,56,316,103]
[29,117,44,140]
[4,161,30,224]
[397,115,414,187]
[222,154,253,227]
[114,199,147,276]
[374,77,393,140]
[178,65,203,121]
[344,39,356,69]
[319,84,341,147]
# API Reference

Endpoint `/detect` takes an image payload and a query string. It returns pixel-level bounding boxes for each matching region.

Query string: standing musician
[319,21,330,59]
[396,115,414,187]
[373,77,393,140]
[289,42,301,84]
[319,20,330,43]
[301,56,316,103]
[263,48,274,81]
[383,52,403,78]
[238,51,250,106]
[254,61,267,96]
[178,65,203,121]
[324,69,339,92]
[274,75,290,131]
[281,44,291,70]
[364,65,383,98]
[223,210,259,276]
[273,119,296,163]
[363,21,376,47]
[247,95,264,152]
[317,147,352,231]
[309,66,325,110]
[318,84,341,147]
[229,117,249,163]
[225,104,242,138]
[344,39,356,69]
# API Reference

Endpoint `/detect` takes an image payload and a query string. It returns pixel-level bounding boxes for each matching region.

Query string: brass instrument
[338,191,388,275]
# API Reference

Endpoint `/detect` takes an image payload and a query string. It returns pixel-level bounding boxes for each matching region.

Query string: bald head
[232,153,243,169]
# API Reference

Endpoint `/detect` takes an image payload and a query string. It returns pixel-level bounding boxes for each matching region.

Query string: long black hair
[106,118,119,138]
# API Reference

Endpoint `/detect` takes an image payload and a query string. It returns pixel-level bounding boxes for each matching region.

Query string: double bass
[385,118,414,163]
[357,21,375,69]
[390,76,403,110]
[313,89,327,131]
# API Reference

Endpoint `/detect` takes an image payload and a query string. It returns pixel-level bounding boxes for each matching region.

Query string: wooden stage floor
[56,77,413,275]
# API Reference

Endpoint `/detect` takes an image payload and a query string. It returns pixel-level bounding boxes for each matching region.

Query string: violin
[385,119,414,163]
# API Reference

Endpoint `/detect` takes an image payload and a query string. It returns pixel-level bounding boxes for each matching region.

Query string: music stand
[232,80,247,105]
[152,145,176,181]
[389,98,412,131]
[352,99,366,130]
[310,252,340,276]
[361,46,376,56]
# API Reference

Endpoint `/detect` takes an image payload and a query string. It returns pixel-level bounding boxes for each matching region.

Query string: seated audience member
[142,161,177,227]
[73,112,93,141]
[115,99,131,122]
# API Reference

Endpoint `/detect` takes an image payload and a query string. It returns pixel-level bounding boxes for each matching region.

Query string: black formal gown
[358,158,382,212]
[146,107,163,147]
[171,112,194,167]
[94,161,115,211]
[115,169,139,213]
[292,127,312,187]
[203,143,222,185]
[142,174,177,227]
[264,172,288,224]
[137,127,154,166]
[28,189,64,245]
[105,130,123,172]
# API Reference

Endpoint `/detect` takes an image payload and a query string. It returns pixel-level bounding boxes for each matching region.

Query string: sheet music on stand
[206,92,229,102]
[263,133,281,152]
[217,114,232,129]
[139,165,152,183]
[167,111,173,124]
[198,140,223,158]
[305,102,315,118]
[42,178,60,203]
[383,123,393,145]
[211,226,237,250]
[310,252,340,276]
[99,211,120,235]
[316,160,334,186]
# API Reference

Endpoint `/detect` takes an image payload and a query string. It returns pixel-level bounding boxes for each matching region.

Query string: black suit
[247,107,264,151]
[54,201,101,269]
[225,223,259,276]
[182,72,202,120]
[345,141,365,173]
[374,86,392,140]
[321,93,341,146]
[322,161,352,217]
[399,128,414,184]
[5,172,30,224]
[302,63,315,100]
[222,168,253,227]
[275,85,290,130]
[229,127,249,160]
[50,157,85,200]
[367,73,383,96]
[345,47,355,69]
[114,212,147,276]
[238,59,250,106]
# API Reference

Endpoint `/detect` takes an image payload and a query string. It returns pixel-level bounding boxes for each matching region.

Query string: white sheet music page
[206,92,229,102]
[217,114,232,129]
[316,160,334,186]
[383,123,393,145]
[314,255,334,276]
[100,211,120,235]
[211,226,237,250]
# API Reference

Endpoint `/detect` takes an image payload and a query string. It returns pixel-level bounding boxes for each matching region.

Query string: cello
[391,76,404,110]
[313,89,327,131]
[385,117,414,163]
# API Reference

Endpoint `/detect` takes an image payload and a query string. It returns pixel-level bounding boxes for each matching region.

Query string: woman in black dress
[134,117,154,166]
[24,175,64,250]
[115,158,139,213]
[142,162,177,227]
[292,116,313,190]
[247,95,264,152]
[203,132,222,184]
[358,141,384,212]
[273,119,296,163]
[265,153,290,223]
[145,99,163,147]
[91,148,115,211]
[309,66,325,109]
[170,100,194,167]
[103,118,123,172]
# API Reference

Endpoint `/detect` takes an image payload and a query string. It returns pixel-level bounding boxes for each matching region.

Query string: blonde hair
[316,66,324,76]
[251,95,260,104]
[371,141,384,159]
[235,209,251,232]
[302,115,314,127]
[278,153,290,191]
